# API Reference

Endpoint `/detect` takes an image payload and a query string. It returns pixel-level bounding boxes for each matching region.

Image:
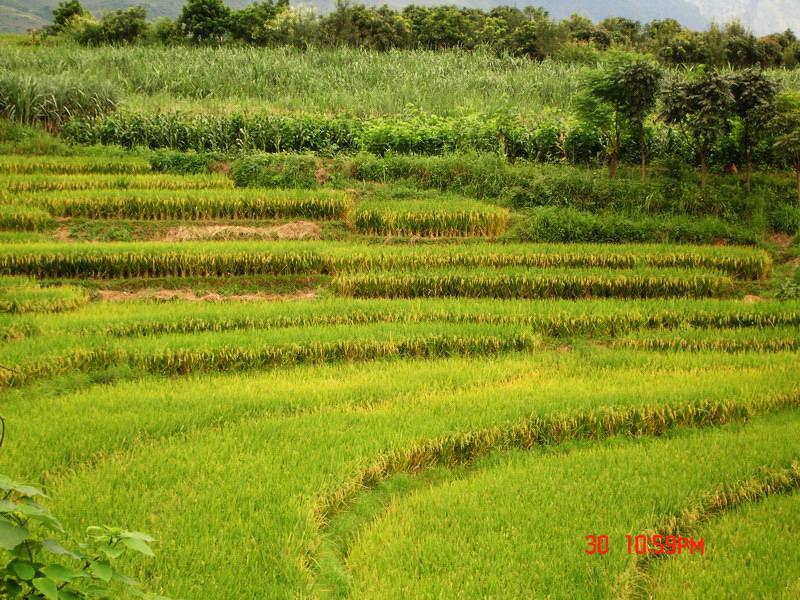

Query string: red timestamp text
[585,534,705,555]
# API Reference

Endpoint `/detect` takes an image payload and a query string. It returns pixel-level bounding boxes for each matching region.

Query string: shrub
[230,153,330,188]
[150,149,227,174]
[0,473,168,599]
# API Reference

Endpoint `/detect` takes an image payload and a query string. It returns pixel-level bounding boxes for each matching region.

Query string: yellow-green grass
[353,197,508,237]
[0,155,151,175]
[332,267,733,299]
[0,241,771,279]
[0,350,798,598]
[648,491,800,599]
[7,188,353,221]
[0,277,88,314]
[0,173,233,193]
[343,412,800,599]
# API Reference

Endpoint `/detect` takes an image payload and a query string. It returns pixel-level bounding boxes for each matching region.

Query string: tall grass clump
[0,70,117,131]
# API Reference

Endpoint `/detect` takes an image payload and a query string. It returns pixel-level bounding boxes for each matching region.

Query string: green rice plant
[331,267,734,300]
[0,204,53,231]
[0,321,543,388]
[0,241,771,280]
[343,413,800,599]
[13,188,354,220]
[0,173,233,193]
[0,349,798,598]
[0,277,88,314]
[0,155,151,175]
[353,196,508,237]
[647,491,800,598]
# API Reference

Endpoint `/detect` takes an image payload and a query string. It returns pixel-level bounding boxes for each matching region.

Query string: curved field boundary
[620,464,800,599]
[310,394,800,527]
[308,399,800,596]
[0,333,541,388]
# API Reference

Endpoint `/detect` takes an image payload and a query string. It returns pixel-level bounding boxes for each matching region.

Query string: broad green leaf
[98,545,124,560]
[13,484,46,498]
[0,500,17,513]
[0,475,18,491]
[121,537,154,557]
[43,538,81,559]
[32,577,60,600]
[9,559,36,580]
[0,520,28,550]
[89,561,112,582]
[111,569,139,587]
[58,590,83,600]
[120,531,156,543]
[41,564,86,584]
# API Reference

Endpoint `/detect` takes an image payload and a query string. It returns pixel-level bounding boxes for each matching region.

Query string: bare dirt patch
[164,221,322,242]
[53,226,73,241]
[768,233,794,249]
[98,289,318,302]
[742,294,766,303]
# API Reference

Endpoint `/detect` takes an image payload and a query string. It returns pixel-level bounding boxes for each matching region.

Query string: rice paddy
[0,112,797,599]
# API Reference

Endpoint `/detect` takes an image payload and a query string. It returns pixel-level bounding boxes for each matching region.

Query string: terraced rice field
[0,149,798,599]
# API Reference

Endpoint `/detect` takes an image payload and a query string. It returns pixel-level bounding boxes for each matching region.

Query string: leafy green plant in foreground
[0,474,167,599]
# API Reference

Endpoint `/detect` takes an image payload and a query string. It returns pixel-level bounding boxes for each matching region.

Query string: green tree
[773,92,800,206]
[51,0,85,32]
[578,56,662,179]
[229,0,289,44]
[179,0,231,43]
[730,69,779,191]
[99,6,149,44]
[661,69,735,187]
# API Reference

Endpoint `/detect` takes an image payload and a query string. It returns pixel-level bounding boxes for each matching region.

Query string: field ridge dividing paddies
[331,269,733,300]
[620,463,800,599]
[93,302,800,338]
[310,393,800,530]
[0,173,234,193]
[0,332,542,389]
[0,155,152,175]
[0,242,771,280]
[352,197,508,237]
[617,327,800,353]
[9,188,354,220]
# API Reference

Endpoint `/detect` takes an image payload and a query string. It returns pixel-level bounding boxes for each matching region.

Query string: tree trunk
[609,153,619,179]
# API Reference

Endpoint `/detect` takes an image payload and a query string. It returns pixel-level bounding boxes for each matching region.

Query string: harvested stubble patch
[6,353,798,599]
[352,197,508,237]
[342,412,800,600]
[11,188,353,220]
[331,267,733,300]
[0,242,771,280]
[0,155,151,175]
[0,173,233,193]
